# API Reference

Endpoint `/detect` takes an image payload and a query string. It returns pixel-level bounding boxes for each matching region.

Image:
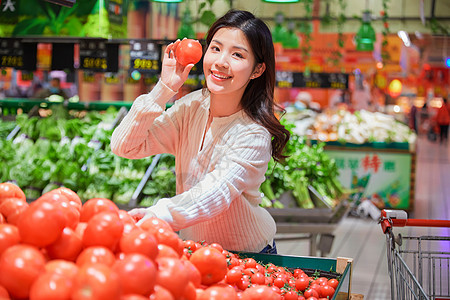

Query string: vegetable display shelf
[237,252,354,300]
[315,141,416,211]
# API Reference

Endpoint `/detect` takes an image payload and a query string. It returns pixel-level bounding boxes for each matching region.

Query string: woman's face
[203,27,263,98]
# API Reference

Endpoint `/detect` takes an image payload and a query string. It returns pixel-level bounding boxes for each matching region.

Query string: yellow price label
[277,81,292,88]
[305,81,320,88]
[133,59,159,70]
[83,57,107,70]
[1,55,23,68]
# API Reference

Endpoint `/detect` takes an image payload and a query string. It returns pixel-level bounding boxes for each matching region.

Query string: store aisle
[276,136,450,299]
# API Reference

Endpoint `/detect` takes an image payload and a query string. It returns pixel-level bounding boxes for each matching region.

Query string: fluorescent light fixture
[397,31,411,47]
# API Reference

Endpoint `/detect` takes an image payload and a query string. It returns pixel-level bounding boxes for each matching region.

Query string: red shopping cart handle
[380,210,450,233]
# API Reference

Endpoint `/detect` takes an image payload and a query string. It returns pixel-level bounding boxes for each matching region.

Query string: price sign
[328,73,349,90]
[275,71,293,88]
[304,72,324,88]
[285,72,349,89]
[0,39,24,69]
[79,39,108,72]
[130,41,161,74]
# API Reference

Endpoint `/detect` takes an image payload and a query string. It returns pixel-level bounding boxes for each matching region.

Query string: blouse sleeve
[110,80,180,159]
[146,130,272,231]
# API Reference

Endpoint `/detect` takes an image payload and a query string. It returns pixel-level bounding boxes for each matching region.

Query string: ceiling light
[397,31,411,47]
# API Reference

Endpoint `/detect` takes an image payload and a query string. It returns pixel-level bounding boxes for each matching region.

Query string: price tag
[104,72,120,85]
[0,39,24,69]
[83,71,96,83]
[79,39,108,72]
[130,40,161,74]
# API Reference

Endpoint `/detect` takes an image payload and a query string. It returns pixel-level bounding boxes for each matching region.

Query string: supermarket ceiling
[184,0,450,64]
[184,0,450,33]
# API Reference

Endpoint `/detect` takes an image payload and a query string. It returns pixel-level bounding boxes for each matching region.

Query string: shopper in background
[111,10,290,253]
[436,97,450,144]
[33,77,68,100]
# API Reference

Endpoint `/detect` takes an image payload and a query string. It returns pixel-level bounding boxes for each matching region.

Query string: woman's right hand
[160,39,195,92]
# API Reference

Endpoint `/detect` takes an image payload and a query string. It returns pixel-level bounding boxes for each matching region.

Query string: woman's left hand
[160,39,195,92]
[128,207,157,226]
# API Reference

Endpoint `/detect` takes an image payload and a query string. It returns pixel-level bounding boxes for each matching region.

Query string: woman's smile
[210,71,232,81]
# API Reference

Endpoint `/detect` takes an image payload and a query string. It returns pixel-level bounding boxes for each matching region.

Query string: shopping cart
[380,210,450,300]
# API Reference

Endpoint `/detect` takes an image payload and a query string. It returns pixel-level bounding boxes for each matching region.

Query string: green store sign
[0,0,128,38]
[326,149,412,210]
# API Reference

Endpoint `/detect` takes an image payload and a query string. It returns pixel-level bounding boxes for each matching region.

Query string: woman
[111,10,290,253]
[436,97,450,144]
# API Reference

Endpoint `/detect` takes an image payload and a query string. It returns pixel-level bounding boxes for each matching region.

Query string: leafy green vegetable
[260,119,346,209]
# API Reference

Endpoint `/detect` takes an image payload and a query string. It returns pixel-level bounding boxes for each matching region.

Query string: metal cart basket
[380,210,450,300]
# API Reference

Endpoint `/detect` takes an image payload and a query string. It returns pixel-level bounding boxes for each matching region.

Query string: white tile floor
[275,136,450,299]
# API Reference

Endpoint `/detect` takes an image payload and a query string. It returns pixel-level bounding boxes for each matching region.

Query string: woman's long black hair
[204,9,290,162]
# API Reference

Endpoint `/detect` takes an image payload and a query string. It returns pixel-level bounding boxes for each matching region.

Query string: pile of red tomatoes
[0,182,338,300]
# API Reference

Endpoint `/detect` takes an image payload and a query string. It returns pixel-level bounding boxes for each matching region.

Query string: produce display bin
[237,252,354,300]
[320,143,416,211]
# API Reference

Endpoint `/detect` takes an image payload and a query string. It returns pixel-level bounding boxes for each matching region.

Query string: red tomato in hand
[189,246,227,286]
[82,211,124,251]
[0,244,46,299]
[0,182,26,203]
[113,253,157,296]
[175,39,203,66]
[18,200,66,247]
